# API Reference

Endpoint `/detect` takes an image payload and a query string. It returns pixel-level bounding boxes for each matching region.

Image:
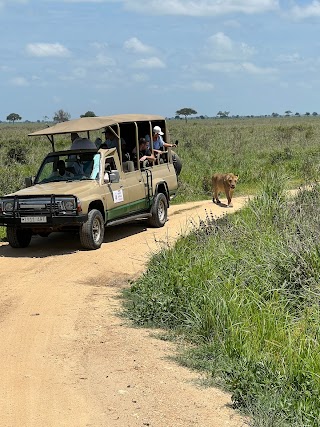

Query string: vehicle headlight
[63,200,76,210]
[4,200,14,211]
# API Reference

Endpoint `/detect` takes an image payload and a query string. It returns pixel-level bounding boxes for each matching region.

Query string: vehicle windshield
[35,152,100,184]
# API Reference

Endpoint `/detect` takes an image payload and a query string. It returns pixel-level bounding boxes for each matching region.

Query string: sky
[1,0,320,121]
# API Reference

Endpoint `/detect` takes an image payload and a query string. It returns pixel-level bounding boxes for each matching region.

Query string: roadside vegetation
[125,175,320,426]
[1,118,320,426]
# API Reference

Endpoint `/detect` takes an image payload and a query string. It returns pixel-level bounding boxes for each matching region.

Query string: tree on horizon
[6,113,22,123]
[175,108,197,123]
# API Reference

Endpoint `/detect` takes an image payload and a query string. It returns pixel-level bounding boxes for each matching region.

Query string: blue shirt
[145,134,164,150]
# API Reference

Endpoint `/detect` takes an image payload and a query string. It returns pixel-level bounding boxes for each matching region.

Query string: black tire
[148,193,168,228]
[172,151,182,176]
[79,209,105,250]
[7,227,32,248]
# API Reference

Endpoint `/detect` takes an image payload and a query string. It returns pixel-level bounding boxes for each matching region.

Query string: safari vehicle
[0,114,180,250]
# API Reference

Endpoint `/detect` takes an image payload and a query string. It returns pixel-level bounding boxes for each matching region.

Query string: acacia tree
[175,108,197,123]
[80,111,96,118]
[7,113,22,123]
[53,109,71,122]
[216,111,230,118]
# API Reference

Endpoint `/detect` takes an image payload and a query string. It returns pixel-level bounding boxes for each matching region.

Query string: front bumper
[0,214,88,227]
[0,195,88,228]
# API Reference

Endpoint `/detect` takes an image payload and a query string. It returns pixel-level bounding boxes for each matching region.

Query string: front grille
[13,196,77,215]
[18,199,62,212]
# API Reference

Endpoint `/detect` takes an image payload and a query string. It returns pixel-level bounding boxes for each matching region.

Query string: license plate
[21,216,47,223]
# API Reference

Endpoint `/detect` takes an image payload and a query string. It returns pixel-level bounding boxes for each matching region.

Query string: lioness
[212,173,239,207]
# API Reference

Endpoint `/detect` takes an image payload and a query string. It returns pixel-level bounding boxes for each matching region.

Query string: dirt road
[0,197,249,427]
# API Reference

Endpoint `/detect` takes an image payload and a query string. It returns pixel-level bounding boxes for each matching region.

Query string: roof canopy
[28,114,165,137]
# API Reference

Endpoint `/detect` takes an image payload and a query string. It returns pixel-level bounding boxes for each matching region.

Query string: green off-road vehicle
[0,114,181,250]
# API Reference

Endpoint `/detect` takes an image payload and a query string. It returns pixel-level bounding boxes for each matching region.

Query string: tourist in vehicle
[145,126,176,153]
[132,138,155,168]
[101,129,131,161]
[101,129,126,150]
[51,160,74,179]
[70,132,96,149]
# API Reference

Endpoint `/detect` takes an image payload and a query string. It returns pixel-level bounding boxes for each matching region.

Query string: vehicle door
[122,165,150,213]
[101,155,132,221]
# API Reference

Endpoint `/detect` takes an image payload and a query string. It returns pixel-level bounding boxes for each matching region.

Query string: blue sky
[1,0,320,121]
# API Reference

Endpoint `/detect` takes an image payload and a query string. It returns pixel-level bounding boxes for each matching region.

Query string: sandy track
[0,197,249,427]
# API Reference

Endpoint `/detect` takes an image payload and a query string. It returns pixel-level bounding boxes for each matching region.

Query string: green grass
[2,118,320,425]
[124,174,320,426]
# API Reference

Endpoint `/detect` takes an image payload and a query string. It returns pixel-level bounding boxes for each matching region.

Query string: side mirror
[25,177,33,187]
[175,140,179,146]
[109,170,120,183]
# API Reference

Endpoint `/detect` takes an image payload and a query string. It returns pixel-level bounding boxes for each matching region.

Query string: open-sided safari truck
[0,114,180,250]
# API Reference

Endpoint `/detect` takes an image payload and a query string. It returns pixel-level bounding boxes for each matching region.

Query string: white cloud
[9,77,29,86]
[132,56,166,69]
[208,32,233,51]
[241,62,277,74]
[60,0,279,15]
[26,43,71,58]
[191,81,214,91]
[122,0,279,16]
[205,61,276,75]
[290,1,320,19]
[0,65,10,72]
[124,37,153,53]
[205,32,255,61]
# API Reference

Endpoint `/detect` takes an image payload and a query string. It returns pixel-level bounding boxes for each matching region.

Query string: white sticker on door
[113,189,124,203]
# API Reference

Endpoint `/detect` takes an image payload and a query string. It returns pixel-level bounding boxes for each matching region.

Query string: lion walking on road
[212,173,239,207]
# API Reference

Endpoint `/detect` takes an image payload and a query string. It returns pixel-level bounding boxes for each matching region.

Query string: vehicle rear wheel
[7,227,32,248]
[148,193,168,228]
[79,209,105,250]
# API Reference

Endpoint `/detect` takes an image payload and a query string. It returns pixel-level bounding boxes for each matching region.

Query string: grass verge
[124,172,320,427]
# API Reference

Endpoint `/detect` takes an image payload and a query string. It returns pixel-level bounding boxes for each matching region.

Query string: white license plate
[21,216,47,223]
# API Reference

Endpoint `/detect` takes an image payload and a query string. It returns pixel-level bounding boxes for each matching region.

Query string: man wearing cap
[146,126,176,152]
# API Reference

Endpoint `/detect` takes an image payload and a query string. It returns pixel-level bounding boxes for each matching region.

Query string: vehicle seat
[122,161,135,172]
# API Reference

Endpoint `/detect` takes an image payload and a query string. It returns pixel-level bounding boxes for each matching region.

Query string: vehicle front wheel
[7,227,32,248]
[79,209,105,250]
[148,193,168,228]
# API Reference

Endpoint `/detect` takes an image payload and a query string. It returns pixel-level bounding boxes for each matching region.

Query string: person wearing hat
[146,126,176,152]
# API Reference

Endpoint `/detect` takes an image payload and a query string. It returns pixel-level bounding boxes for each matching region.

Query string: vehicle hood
[6,180,99,198]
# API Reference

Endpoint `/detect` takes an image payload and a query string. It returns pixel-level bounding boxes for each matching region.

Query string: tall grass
[125,175,320,426]
[170,117,320,202]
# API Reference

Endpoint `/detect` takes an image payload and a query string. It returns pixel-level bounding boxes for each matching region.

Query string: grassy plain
[1,118,320,426]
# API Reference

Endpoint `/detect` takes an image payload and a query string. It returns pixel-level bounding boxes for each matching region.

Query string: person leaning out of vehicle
[145,126,176,153]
